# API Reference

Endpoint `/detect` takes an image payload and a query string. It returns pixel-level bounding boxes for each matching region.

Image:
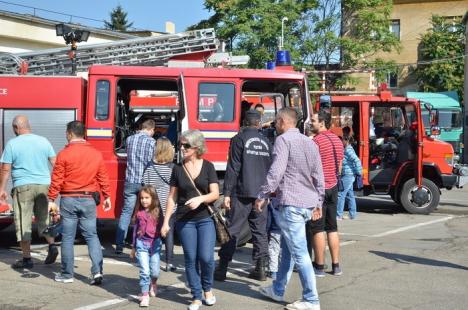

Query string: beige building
[0,10,138,53]
[353,0,468,94]
[0,10,175,54]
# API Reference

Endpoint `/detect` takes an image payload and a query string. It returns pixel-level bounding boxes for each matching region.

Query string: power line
[308,53,467,74]
[0,0,143,30]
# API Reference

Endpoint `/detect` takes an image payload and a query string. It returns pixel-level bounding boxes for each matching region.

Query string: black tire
[0,222,12,231]
[237,221,252,247]
[399,178,440,214]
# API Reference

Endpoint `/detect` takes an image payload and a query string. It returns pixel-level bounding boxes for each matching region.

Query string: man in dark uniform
[214,110,272,281]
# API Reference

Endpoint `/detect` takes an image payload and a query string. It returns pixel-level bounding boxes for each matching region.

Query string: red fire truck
[0,65,309,230]
[318,88,468,214]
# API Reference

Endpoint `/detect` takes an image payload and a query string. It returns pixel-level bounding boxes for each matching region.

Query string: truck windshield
[438,110,462,129]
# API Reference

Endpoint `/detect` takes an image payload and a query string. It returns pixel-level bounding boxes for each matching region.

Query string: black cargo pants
[218,196,268,262]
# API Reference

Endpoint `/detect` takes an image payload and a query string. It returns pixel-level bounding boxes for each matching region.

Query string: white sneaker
[285,300,320,310]
[54,274,74,283]
[259,285,284,302]
[139,295,149,307]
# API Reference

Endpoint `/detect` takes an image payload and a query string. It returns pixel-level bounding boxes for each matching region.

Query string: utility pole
[463,12,468,164]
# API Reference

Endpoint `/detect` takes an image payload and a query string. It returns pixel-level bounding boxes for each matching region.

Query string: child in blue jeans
[130,185,163,307]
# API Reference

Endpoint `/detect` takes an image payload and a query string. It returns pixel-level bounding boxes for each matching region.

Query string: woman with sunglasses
[161,129,219,310]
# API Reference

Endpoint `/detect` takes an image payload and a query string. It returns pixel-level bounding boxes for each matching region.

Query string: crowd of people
[0,106,363,310]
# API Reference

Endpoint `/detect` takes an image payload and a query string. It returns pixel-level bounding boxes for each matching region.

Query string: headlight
[444,153,454,166]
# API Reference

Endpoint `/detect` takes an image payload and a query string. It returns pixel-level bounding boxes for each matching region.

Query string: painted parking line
[74,299,127,310]
[16,250,135,267]
[371,215,454,238]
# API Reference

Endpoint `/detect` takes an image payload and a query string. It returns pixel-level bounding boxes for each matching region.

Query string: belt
[61,191,94,196]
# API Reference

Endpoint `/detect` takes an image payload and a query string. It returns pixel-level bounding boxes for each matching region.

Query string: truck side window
[95,80,110,120]
[198,83,235,122]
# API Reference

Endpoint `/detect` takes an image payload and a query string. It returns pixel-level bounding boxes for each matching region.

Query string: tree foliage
[341,0,400,68]
[189,0,316,68]
[104,5,134,31]
[415,15,464,100]
[189,0,400,86]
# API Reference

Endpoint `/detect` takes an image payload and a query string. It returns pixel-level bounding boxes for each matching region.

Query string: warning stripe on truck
[201,130,237,140]
[87,128,113,138]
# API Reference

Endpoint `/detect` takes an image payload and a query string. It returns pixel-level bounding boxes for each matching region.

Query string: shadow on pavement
[356,197,405,215]
[369,250,468,270]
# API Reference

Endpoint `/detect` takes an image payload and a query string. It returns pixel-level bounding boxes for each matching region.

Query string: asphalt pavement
[0,187,467,309]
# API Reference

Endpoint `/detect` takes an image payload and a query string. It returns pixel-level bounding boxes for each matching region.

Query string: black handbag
[182,164,232,245]
[42,215,62,238]
[92,192,101,205]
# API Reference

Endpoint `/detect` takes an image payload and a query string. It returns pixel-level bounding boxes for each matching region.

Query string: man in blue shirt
[115,119,156,254]
[0,115,57,269]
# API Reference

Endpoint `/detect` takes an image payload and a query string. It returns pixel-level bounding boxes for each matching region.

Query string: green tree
[104,5,134,31]
[415,15,464,100]
[341,0,400,68]
[189,0,317,68]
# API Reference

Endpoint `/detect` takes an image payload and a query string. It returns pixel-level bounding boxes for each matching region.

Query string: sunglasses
[179,142,193,149]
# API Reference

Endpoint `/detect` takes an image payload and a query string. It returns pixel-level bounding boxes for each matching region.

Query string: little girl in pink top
[130,185,163,307]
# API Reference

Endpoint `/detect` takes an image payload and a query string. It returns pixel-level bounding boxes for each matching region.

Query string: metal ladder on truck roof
[0,28,218,75]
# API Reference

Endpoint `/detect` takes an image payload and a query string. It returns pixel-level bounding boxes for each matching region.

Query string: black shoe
[44,245,59,265]
[248,258,267,281]
[12,258,33,269]
[165,263,177,272]
[90,273,103,285]
[213,260,228,282]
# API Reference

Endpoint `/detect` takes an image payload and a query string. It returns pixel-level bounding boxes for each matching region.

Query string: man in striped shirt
[115,119,156,254]
[307,110,344,277]
[256,107,324,310]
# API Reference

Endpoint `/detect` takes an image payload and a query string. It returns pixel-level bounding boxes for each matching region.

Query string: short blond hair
[154,137,175,163]
[181,129,207,156]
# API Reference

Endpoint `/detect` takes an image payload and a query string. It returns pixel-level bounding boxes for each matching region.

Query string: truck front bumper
[441,174,458,188]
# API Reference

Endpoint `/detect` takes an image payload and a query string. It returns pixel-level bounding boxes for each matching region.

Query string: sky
[0,0,212,32]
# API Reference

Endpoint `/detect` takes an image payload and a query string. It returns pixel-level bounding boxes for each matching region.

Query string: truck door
[85,75,122,219]
[360,101,370,185]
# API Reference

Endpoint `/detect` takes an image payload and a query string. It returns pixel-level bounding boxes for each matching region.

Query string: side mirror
[423,102,433,112]
[430,110,438,127]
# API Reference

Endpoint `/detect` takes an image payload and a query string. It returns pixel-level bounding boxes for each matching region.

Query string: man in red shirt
[48,121,111,285]
[307,110,344,277]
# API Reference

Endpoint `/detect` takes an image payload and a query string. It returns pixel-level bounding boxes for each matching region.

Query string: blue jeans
[115,182,141,250]
[337,175,357,219]
[136,238,162,293]
[60,197,103,278]
[272,205,319,304]
[176,217,216,301]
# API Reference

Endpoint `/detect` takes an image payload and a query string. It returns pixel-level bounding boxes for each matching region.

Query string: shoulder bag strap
[181,163,216,215]
[153,164,171,185]
[322,133,340,177]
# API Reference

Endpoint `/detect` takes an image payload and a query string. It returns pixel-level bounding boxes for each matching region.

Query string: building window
[198,83,235,122]
[390,20,400,40]
[444,16,461,33]
[386,72,398,88]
